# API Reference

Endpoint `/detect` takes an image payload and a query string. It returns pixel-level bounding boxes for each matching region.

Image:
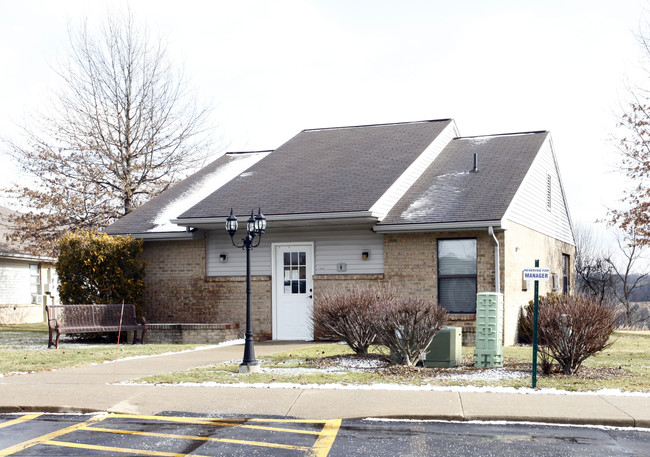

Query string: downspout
[488,226,500,293]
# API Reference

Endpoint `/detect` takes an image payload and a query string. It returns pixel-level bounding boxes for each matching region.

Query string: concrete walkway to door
[1,341,650,428]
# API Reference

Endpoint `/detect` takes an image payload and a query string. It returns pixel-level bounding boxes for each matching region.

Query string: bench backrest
[46,304,139,328]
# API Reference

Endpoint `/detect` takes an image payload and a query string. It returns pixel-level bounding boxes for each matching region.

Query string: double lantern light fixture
[225,208,266,373]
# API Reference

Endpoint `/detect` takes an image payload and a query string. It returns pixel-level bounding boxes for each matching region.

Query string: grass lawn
[0,323,205,375]
[140,331,650,393]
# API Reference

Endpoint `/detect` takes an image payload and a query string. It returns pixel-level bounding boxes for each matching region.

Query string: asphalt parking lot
[3,413,650,456]
[0,413,340,456]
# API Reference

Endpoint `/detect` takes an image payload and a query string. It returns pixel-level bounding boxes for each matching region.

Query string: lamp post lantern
[226,207,266,373]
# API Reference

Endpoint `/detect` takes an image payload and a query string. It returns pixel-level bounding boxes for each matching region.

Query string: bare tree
[610,18,650,246]
[2,10,213,255]
[574,224,616,304]
[606,229,650,327]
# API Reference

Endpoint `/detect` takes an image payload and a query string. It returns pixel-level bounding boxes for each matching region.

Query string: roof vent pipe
[488,226,500,293]
[472,153,478,172]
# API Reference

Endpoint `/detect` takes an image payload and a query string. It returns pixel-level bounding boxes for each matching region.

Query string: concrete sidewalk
[1,342,649,428]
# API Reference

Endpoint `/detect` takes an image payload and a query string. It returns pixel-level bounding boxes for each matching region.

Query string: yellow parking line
[250,418,331,424]
[241,424,321,435]
[44,440,212,457]
[82,426,312,452]
[108,414,244,427]
[310,419,342,457]
[0,414,107,457]
[0,414,42,430]
[0,413,341,457]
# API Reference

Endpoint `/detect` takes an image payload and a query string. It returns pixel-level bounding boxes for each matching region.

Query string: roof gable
[504,135,575,245]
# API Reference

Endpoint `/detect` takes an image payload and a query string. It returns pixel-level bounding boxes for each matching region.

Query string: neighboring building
[105,119,576,345]
[0,207,58,324]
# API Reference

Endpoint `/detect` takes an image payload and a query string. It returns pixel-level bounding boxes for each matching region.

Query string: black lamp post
[226,207,266,373]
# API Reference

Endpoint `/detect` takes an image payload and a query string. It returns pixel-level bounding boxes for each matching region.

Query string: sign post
[523,261,550,388]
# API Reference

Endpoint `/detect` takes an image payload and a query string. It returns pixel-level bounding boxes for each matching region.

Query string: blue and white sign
[523,267,550,281]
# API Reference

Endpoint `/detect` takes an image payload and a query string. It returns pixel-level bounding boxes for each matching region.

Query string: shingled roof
[105,151,271,236]
[378,131,549,227]
[178,120,453,221]
[105,120,560,237]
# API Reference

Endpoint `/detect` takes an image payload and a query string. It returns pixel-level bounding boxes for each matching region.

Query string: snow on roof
[149,151,271,232]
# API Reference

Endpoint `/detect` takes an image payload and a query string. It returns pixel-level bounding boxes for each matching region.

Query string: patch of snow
[260,367,347,375]
[400,171,468,221]
[364,418,650,433]
[465,138,490,145]
[149,152,271,232]
[0,371,31,377]
[323,357,388,370]
[438,368,528,381]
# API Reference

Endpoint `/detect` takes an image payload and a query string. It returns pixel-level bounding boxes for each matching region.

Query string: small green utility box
[423,326,462,368]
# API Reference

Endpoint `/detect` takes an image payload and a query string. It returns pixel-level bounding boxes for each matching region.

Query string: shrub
[522,294,616,375]
[57,230,145,309]
[375,297,448,367]
[311,284,392,355]
[517,300,534,345]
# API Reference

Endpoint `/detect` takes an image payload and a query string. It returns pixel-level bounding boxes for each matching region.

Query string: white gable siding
[369,121,459,220]
[0,260,32,304]
[206,228,384,276]
[504,137,574,245]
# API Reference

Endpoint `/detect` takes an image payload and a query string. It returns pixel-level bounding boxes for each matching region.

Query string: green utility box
[474,292,503,367]
[423,326,462,368]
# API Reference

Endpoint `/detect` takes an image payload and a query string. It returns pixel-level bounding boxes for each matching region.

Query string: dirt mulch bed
[311,352,631,381]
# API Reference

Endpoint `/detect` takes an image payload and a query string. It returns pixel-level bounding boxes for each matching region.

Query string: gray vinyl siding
[206,227,384,276]
[505,137,574,245]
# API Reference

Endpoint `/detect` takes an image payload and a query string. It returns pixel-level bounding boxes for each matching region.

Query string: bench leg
[54,330,60,349]
[48,327,53,349]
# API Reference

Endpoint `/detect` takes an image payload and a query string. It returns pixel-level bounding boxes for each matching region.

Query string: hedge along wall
[57,230,145,310]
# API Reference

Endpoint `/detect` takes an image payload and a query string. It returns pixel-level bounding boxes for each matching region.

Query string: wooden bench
[46,304,147,349]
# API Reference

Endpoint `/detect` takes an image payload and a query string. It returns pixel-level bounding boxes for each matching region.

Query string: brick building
[106,119,576,345]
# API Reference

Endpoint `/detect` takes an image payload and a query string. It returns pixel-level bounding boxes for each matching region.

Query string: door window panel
[283,250,307,295]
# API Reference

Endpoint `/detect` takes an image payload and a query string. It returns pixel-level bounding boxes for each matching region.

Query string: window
[562,254,570,295]
[437,239,477,313]
[546,174,552,210]
[30,264,41,295]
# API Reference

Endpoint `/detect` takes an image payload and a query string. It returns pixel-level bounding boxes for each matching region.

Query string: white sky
[0,0,647,231]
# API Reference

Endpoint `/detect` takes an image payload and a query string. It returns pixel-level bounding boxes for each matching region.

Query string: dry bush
[311,284,393,355]
[523,294,617,375]
[375,298,448,367]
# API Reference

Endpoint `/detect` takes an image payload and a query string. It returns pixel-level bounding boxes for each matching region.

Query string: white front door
[273,243,314,340]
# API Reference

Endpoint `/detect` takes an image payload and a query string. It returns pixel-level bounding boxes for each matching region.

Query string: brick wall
[383,230,503,345]
[146,323,240,344]
[382,227,575,346]
[141,239,272,340]
[142,224,575,347]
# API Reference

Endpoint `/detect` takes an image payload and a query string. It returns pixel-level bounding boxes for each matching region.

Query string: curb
[0,406,645,429]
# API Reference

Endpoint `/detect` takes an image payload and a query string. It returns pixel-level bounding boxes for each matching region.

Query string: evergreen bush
[57,230,145,309]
